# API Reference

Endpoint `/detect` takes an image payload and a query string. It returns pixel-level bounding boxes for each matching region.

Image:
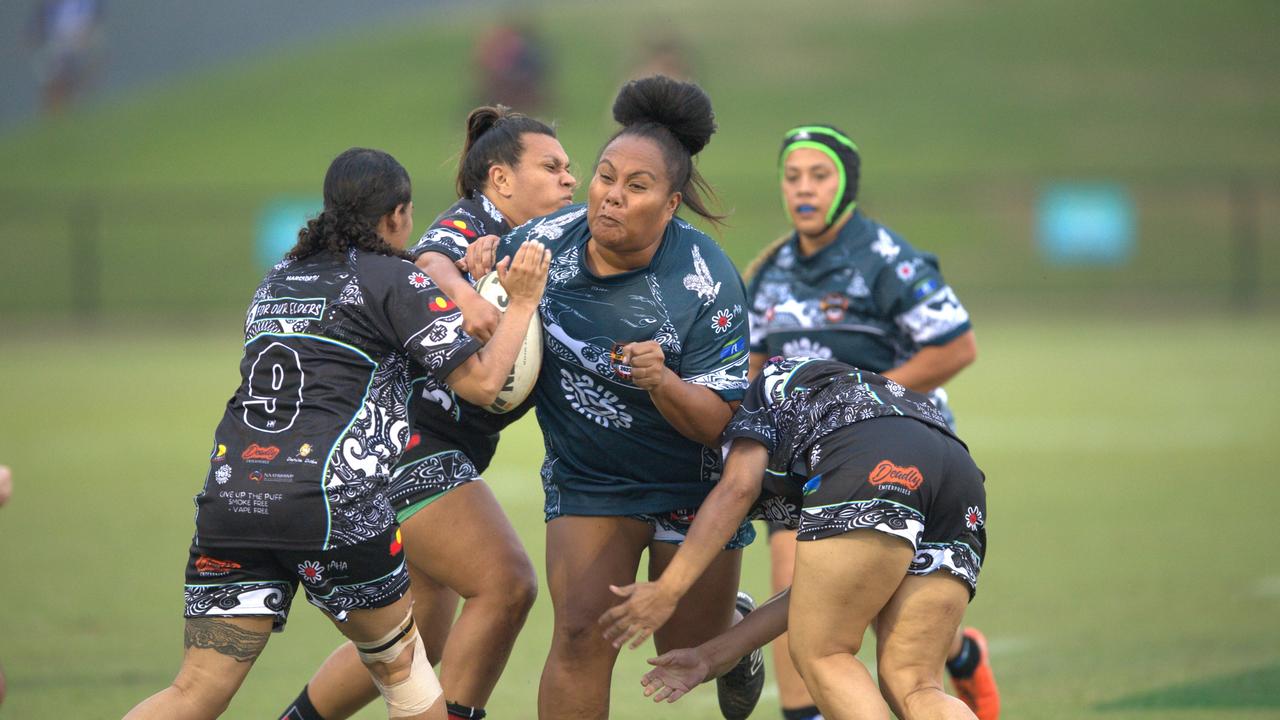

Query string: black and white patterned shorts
[183,524,409,630]
[385,448,480,522]
[794,416,986,596]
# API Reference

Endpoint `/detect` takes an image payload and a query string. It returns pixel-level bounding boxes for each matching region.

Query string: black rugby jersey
[406,193,531,470]
[195,249,481,551]
[722,357,962,483]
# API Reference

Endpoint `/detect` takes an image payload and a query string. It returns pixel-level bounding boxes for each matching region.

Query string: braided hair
[287,148,413,261]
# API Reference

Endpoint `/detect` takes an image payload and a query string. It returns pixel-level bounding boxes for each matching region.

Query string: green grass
[1,0,1279,314]
[1,310,1277,718]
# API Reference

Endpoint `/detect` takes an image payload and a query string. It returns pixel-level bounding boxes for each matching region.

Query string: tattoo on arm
[184,618,269,663]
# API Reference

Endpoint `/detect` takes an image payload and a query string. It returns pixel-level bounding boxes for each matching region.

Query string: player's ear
[489,163,514,199]
[664,191,682,222]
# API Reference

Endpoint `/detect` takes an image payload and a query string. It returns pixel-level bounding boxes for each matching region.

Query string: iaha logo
[868,460,924,491]
[298,561,324,584]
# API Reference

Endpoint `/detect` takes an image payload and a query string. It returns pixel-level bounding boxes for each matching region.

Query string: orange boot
[949,627,1000,720]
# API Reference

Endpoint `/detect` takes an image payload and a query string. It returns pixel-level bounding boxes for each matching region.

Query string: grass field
[1,309,1278,718]
[1,0,1278,717]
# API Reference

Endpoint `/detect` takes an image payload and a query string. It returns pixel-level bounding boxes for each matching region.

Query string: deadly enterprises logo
[868,460,924,492]
[241,444,280,462]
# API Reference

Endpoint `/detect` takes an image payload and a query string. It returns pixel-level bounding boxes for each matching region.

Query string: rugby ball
[474,271,542,413]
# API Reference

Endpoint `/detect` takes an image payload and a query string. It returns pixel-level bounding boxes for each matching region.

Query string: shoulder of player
[665,218,739,275]
[502,202,588,250]
[353,250,432,294]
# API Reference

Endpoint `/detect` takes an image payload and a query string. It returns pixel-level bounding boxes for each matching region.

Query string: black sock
[447,701,488,719]
[946,635,981,679]
[280,685,326,720]
[782,705,823,720]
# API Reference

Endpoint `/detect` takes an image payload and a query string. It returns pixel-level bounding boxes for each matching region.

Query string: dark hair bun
[612,75,715,156]
[465,105,509,146]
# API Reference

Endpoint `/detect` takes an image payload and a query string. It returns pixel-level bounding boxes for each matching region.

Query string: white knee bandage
[356,613,442,717]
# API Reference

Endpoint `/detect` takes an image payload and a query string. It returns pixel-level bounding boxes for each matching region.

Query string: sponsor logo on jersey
[718,337,746,362]
[286,442,320,466]
[820,292,848,322]
[965,506,984,532]
[896,260,916,281]
[868,460,924,491]
[409,272,431,289]
[241,444,281,462]
[428,295,456,312]
[390,528,403,555]
[249,470,263,483]
[298,560,324,584]
[285,274,319,282]
[405,432,422,451]
[711,308,735,333]
[609,342,633,381]
[912,277,939,300]
[213,465,232,485]
[211,443,227,462]
[194,555,242,576]
[802,473,823,496]
[438,218,478,238]
[249,297,326,322]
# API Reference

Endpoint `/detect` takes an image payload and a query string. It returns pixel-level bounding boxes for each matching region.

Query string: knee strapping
[356,613,442,717]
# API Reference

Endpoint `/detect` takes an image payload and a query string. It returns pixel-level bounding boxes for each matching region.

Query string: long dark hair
[287,148,413,261]
[606,75,724,225]
[456,105,557,199]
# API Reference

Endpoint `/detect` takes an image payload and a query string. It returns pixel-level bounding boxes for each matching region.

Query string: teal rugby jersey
[746,211,970,374]
[496,204,750,516]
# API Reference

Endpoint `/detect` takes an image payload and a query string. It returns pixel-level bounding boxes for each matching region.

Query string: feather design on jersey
[528,206,586,242]
[682,244,721,307]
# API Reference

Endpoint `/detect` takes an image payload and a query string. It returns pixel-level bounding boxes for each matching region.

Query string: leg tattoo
[184,618,269,663]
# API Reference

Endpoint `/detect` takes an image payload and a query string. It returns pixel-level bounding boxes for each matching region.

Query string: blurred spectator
[28,0,105,115]
[473,19,549,112]
[630,30,695,82]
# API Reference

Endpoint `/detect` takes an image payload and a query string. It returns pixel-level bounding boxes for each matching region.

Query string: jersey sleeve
[720,365,778,457]
[678,242,750,402]
[371,258,483,384]
[873,241,971,347]
[408,213,481,264]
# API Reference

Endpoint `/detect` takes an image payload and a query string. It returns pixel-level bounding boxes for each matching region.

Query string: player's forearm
[647,374,733,447]
[883,330,977,393]
[449,301,537,405]
[418,251,481,307]
[703,589,790,678]
[656,442,765,597]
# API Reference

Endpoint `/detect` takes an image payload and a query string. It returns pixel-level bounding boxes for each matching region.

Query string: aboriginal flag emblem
[439,219,478,238]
